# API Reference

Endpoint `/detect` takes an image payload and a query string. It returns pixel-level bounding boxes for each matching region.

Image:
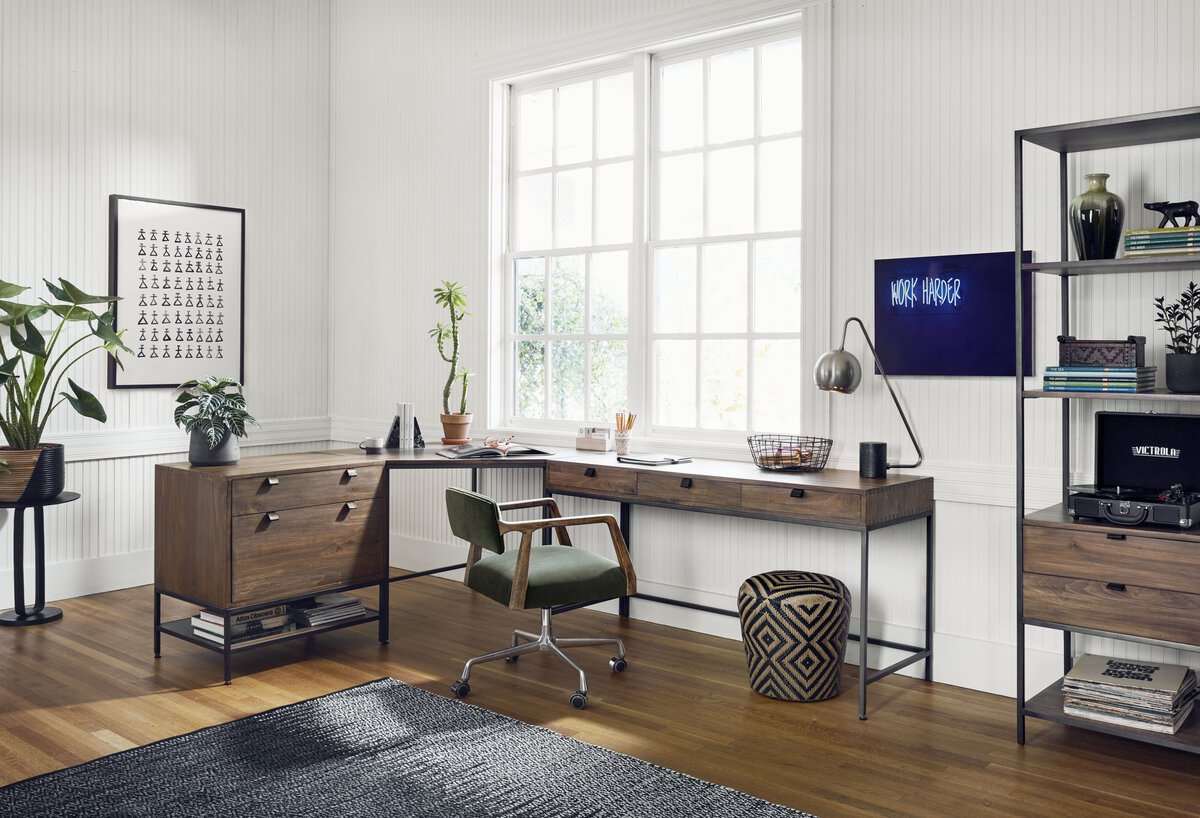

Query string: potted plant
[174,377,257,466]
[429,281,472,444]
[1154,281,1200,393]
[0,278,129,502]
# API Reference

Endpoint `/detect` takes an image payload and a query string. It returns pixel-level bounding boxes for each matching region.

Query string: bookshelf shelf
[1026,679,1200,755]
[1015,106,1200,753]
[1022,388,1200,402]
[159,609,380,654]
[1024,255,1200,277]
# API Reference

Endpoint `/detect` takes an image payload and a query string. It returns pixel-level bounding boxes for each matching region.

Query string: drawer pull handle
[266,477,280,486]
[790,488,805,499]
[680,478,693,489]
[344,502,359,511]
[345,469,358,478]
[584,468,597,477]
[265,512,280,522]
[1105,582,1127,592]
[1106,533,1126,540]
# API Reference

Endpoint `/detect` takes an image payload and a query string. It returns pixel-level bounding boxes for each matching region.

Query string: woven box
[1057,335,1146,368]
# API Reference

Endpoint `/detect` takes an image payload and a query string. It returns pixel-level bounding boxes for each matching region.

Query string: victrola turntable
[1069,411,1200,528]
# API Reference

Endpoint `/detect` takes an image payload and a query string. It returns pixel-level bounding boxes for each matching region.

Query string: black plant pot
[20,443,65,504]
[1165,353,1200,394]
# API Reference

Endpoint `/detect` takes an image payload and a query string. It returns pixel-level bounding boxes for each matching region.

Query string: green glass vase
[1068,172,1124,260]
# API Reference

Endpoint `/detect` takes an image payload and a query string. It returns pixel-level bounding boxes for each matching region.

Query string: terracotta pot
[0,443,65,503]
[440,413,473,445]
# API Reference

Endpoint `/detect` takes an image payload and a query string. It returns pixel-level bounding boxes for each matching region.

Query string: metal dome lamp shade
[813,317,924,472]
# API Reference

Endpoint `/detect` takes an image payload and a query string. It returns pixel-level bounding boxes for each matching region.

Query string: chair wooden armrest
[499,514,636,609]
[497,497,572,545]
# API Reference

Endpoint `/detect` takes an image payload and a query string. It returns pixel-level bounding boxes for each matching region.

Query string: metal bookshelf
[1014,106,1200,751]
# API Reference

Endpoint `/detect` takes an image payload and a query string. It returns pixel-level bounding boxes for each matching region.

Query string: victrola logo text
[1131,444,1181,459]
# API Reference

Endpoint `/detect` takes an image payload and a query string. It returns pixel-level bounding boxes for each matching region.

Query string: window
[503,25,808,439]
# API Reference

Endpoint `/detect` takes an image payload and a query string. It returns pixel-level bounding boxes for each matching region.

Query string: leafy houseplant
[174,377,257,466]
[1154,281,1200,393]
[429,281,473,444]
[0,277,129,502]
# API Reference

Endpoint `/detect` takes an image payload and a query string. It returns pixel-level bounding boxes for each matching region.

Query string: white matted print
[108,195,244,388]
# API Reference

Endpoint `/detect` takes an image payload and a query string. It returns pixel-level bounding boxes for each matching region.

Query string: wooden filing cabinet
[1022,508,1200,647]
[154,452,390,683]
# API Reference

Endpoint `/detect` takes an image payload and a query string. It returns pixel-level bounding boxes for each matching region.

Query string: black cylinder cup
[859,441,888,479]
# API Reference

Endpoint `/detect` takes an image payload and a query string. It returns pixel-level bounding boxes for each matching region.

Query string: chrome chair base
[450,608,627,708]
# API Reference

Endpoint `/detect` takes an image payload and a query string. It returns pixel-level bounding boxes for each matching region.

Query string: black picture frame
[108,194,245,389]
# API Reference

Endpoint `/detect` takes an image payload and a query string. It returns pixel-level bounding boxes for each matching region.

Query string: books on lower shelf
[288,592,366,627]
[1123,226,1200,256]
[1062,654,1197,735]
[191,603,295,644]
[1041,365,1157,392]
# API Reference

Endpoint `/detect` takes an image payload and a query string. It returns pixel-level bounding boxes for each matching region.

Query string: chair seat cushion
[467,545,628,609]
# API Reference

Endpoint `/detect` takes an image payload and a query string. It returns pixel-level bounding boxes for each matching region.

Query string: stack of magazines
[1041,365,1156,393]
[1063,654,1197,735]
[191,604,294,645]
[1124,226,1200,256]
[289,592,366,627]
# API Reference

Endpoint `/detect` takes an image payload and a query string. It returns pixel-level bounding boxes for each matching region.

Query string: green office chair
[445,487,637,709]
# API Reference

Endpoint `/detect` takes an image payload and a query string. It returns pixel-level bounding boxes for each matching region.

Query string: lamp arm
[842,317,924,469]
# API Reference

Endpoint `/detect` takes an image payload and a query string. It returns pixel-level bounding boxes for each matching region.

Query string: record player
[1068,412,1200,529]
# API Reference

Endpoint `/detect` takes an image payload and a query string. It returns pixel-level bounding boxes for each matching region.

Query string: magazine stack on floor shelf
[191,604,294,645]
[1063,655,1197,735]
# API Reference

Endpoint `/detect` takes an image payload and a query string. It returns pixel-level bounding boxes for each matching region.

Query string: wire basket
[747,434,832,472]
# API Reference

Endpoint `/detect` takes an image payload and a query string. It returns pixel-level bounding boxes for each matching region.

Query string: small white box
[575,426,614,452]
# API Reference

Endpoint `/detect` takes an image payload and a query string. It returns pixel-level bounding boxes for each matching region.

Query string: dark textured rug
[0,678,815,817]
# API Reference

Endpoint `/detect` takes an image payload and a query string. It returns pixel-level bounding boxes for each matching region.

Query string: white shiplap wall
[329,0,1200,697]
[0,0,332,605]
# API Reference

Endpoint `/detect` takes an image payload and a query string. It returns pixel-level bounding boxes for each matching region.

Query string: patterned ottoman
[737,571,851,701]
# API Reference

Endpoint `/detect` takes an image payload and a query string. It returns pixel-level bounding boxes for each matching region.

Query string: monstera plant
[0,278,130,501]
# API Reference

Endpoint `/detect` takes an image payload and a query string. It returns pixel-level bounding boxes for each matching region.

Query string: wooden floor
[1,577,1198,817]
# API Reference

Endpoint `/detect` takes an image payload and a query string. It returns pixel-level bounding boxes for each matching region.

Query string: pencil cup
[615,430,632,456]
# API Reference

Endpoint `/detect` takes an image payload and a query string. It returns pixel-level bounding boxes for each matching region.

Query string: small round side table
[0,491,80,627]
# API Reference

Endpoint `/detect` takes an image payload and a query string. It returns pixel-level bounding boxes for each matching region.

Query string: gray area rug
[0,678,815,817]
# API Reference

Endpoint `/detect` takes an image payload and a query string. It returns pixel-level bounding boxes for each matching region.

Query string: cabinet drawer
[545,462,636,497]
[741,484,863,524]
[232,498,386,605]
[1024,572,1200,645]
[636,473,738,510]
[1024,525,1200,595]
[232,465,383,515]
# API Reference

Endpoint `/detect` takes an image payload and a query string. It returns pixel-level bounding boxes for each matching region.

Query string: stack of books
[1063,654,1197,735]
[1124,226,1200,256]
[1042,365,1156,393]
[191,604,294,645]
[289,592,366,627]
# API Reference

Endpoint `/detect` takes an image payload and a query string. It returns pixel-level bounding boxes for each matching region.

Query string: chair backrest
[445,487,506,554]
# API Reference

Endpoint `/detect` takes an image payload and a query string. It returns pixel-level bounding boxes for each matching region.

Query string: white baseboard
[0,549,152,609]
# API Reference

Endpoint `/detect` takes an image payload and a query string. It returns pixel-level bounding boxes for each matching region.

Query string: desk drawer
[741,484,863,524]
[1024,525,1200,595]
[232,498,386,605]
[232,465,383,515]
[636,473,738,510]
[1023,572,1200,645]
[545,462,636,497]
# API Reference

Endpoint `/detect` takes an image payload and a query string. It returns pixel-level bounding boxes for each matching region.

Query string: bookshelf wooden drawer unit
[1014,106,1200,753]
[154,452,390,684]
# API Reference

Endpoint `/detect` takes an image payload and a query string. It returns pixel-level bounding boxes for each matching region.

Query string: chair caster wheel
[450,680,471,698]
[505,655,519,664]
[570,691,588,709]
[609,657,627,672]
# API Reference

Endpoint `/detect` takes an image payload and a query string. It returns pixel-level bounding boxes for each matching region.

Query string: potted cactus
[429,281,472,444]
[0,278,130,502]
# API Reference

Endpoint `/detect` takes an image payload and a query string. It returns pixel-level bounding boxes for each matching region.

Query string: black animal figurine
[1144,200,1200,228]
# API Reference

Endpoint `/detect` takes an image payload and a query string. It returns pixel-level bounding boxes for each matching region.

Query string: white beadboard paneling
[333,0,1200,692]
[0,0,331,602]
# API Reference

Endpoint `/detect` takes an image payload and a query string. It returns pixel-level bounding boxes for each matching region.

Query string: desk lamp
[813,316,924,477]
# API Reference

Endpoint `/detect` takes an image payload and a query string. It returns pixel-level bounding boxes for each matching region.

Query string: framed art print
[108,195,245,388]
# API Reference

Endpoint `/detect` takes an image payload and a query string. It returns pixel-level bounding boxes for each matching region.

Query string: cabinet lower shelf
[159,610,381,653]
[1026,679,1200,754]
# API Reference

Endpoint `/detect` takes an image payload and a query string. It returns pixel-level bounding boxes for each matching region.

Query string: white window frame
[485,6,831,452]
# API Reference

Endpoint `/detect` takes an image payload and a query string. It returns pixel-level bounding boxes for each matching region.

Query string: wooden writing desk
[156,448,933,717]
